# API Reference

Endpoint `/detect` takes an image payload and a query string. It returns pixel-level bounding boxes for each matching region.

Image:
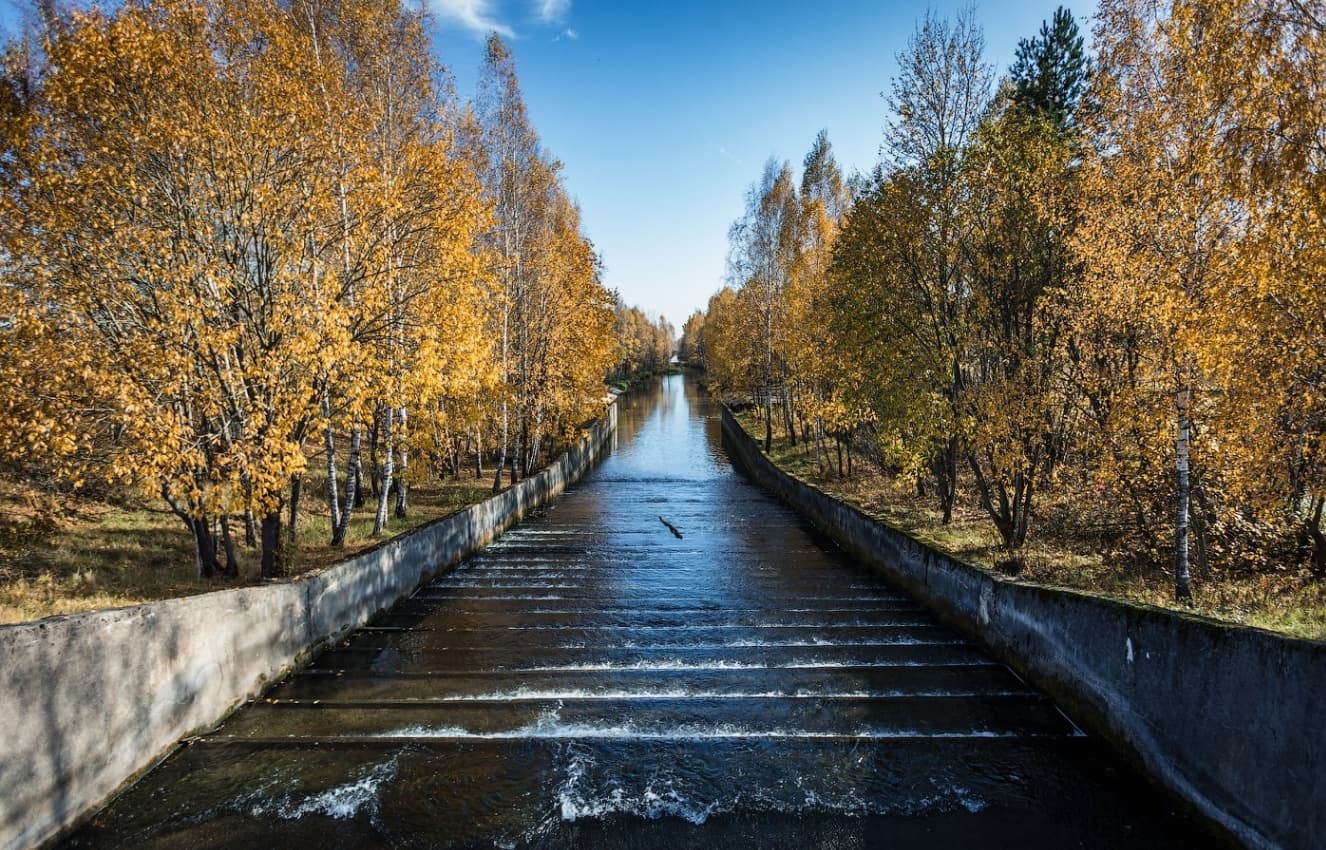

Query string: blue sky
[0,0,1092,327]
[428,0,1092,326]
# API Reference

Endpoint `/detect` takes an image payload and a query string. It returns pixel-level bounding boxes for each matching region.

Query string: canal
[64,373,1214,849]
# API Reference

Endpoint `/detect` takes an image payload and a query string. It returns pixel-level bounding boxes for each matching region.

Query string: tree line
[0,1,665,579]
[611,302,675,385]
[694,1,1325,600]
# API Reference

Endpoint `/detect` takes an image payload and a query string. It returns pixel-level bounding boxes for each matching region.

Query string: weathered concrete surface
[721,406,1325,850]
[0,403,616,850]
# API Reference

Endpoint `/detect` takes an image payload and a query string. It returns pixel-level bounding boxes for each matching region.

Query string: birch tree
[1073,0,1243,598]
[727,159,799,451]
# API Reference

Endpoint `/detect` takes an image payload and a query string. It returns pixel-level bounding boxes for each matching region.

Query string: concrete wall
[0,403,616,850]
[721,406,1324,850]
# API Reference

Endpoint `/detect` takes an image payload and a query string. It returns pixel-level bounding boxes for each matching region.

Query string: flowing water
[64,374,1217,849]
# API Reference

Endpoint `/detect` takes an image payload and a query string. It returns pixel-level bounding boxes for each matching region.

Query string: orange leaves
[701,286,762,397]
[613,303,674,379]
[1072,0,1326,534]
[0,0,498,539]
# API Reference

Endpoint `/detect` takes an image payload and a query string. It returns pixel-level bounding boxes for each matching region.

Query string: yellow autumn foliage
[0,3,624,578]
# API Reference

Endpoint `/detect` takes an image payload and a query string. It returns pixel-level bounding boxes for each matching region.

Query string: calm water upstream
[64,373,1217,849]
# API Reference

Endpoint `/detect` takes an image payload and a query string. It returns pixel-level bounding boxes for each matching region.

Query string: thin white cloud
[717,145,743,166]
[429,0,514,37]
[537,0,571,24]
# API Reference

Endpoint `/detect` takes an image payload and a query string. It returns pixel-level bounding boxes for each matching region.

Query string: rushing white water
[355,688,1026,702]
[492,622,925,630]
[512,659,997,672]
[423,607,921,616]
[551,750,988,827]
[594,638,966,649]
[370,715,1029,741]
[241,756,400,822]
[424,583,584,590]
[426,594,568,600]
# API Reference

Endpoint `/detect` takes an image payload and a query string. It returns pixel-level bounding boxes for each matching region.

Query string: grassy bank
[0,471,492,625]
[733,409,1326,641]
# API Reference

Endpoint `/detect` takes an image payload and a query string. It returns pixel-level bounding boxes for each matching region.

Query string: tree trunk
[325,421,341,543]
[332,428,360,546]
[1012,474,1033,548]
[493,299,511,493]
[492,402,508,494]
[1175,380,1193,601]
[513,422,525,483]
[815,417,824,473]
[219,514,239,578]
[287,474,302,547]
[934,438,958,525]
[240,473,257,547]
[164,488,220,578]
[189,518,219,579]
[367,413,381,499]
[260,510,284,579]
[351,432,366,509]
[529,434,543,474]
[763,392,773,452]
[394,409,408,520]
[1307,497,1325,578]
[1193,484,1212,577]
[374,405,395,535]
[969,453,1035,551]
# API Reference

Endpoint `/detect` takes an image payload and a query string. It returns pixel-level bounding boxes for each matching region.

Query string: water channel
[64,373,1216,848]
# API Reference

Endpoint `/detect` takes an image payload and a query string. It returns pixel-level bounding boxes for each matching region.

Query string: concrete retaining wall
[721,406,1324,850]
[0,402,616,850]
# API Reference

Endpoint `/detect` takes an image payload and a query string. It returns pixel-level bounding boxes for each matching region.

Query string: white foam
[602,638,962,649]
[786,596,908,602]
[429,595,567,601]
[434,580,580,586]
[559,761,719,825]
[782,607,914,613]
[399,688,1023,702]
[465,564,592,570]
[372,723,965,740]
[513,659,993,672]
[245,756,398,821]
[499,622,912,630]
[364,708,1026,741]
[551,751,990,825]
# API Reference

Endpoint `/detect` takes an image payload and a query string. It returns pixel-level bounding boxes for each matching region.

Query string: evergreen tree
[1010,7,1088,127]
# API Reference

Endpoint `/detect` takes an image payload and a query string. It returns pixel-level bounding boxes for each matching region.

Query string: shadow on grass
[0,478,497,623]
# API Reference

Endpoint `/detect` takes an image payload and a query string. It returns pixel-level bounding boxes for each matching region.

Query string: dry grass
[0,473,493,625]
[734,410,1326,642]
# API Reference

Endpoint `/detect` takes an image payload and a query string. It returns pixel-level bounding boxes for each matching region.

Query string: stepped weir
[64,373,1210,849]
